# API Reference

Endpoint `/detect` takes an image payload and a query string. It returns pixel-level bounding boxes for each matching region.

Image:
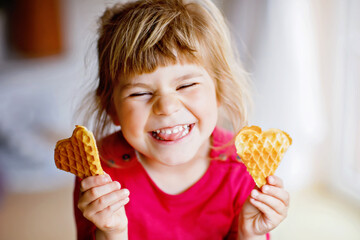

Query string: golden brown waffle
[235,126,292,188]
[54,125,104,179]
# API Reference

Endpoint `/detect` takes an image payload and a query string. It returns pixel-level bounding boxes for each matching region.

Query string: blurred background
[0,0,359,239]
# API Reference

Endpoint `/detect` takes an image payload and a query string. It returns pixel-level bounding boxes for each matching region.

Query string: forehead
[118,63,208,86]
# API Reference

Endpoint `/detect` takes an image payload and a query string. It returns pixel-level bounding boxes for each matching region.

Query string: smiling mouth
[151,124,194,141]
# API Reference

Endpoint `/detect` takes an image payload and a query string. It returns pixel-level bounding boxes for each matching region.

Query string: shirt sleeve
[73,177,97,240]
[226,159,258,239]
[224,215,239,240]
[225,228,270,240]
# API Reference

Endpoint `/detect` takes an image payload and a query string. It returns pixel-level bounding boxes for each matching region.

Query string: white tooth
[166,129,172,134]
[173,128,179,133]
[156,130,160,134]
[160,129,166,134]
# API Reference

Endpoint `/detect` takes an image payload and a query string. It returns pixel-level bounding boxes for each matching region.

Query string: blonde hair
[86,0,252,138]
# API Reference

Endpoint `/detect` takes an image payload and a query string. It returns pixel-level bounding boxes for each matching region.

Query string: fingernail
[103,173,111,181]
[268,176,274,184]
[262,185,269,193]
[123,189,130,196]
[251,189,259,197]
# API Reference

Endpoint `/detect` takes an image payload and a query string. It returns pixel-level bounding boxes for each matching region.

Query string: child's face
[112,63,218,166]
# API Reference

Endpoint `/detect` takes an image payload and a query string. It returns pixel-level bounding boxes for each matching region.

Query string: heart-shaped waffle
[235,126,292,187]
[54,125,104,179]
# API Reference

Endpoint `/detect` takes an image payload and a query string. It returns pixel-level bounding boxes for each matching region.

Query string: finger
[250,189,288,216]
[249,197,283,228]
[78,181,122,211]
[267,175,284,188]
[261,185,290,206]
[92,197,130,230]
[94,196,130,219]
[84,188,130,218]
[80,173,112,192]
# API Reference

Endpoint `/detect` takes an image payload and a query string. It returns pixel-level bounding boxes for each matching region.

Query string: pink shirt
[74,127,270,239]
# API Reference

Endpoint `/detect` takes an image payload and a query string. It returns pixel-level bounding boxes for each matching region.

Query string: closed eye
[177,83,198,90]
[129,92,152,97]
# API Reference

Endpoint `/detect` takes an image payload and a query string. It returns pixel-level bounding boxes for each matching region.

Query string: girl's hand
[77,173,130,239]
[239,175,290,239]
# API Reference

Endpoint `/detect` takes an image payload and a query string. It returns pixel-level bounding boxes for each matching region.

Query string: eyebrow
[121,82,149,90]
[175,73,203,81]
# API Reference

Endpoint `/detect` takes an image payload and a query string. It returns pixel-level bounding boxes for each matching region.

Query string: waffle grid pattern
[54,126,104,179]
[235,126,292,188]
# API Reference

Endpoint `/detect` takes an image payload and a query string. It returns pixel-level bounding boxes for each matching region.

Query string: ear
[216,94,221,107]
[108,104,120,126]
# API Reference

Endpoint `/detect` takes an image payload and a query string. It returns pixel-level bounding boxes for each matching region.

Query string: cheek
[117,103,147,135]
[201,86,219,125]
[185,87,218,121]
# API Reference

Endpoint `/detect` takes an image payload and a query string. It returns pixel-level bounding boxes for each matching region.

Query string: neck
[136,138,211,195]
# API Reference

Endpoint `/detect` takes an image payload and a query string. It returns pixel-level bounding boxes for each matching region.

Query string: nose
[153,94,181,116]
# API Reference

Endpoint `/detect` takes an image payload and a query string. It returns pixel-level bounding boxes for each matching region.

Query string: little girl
[74,0,289,239]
